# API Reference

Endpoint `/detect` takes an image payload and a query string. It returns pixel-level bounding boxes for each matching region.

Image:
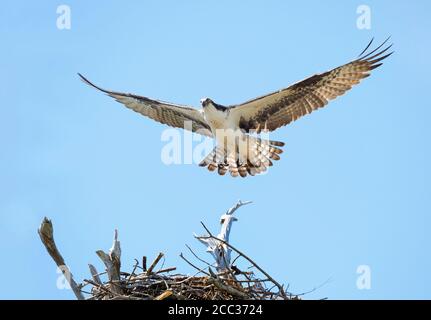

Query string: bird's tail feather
[198,137,285,178]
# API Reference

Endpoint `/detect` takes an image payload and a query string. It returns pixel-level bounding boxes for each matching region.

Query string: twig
[142,256,147,272]
[179,253,210,276]
[236,279,270,283]
[38,217,85,300]
[84,279,115,296]
[199,222,287,299]
[155,290,173,300]
[231,254,241,265]
[185,244,213,267]
[208,268,249,299]
[147,252,164,275]
[126,259,140,284]
[88,264,102,285]
[175,271,205,284]
[156,267,177,274]
[291,277,333,297]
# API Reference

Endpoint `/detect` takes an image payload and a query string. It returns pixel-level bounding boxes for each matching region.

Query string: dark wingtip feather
[365,44,393,62]
[78,73,111,94]
[367,51,394,71]
[359,37,393,61]
[356,37,394,73]
[369,63,383,70]
[369,51,394,64]
[358,37,374,57]
[78,73,92,86]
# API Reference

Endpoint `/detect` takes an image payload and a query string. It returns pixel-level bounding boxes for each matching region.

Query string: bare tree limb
[208,268,249,299]
[179,253,210,276]
[156,267,177,274]
[195,200,252,271]
[225,200,252,216]
[198,222,287,299]
[185,244,213,267]
[95,229,123,295]
[38,217,85,300]
[88,264,102,285]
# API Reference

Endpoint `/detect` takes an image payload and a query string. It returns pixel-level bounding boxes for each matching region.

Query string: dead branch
[195,199,252,272]
[185,244,213,267]
[38,217,85,300]
[179,253,210,276]
[207,277,249,299]
[199,221,287,299]
[95,229,122,295]
[39,200,300,300]
[88,264,102,285]
[147,252,164,275]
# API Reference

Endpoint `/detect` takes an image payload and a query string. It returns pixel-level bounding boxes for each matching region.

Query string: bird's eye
[201,98,211,106]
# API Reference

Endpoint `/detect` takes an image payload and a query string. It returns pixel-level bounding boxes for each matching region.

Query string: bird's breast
[204,105,233,131]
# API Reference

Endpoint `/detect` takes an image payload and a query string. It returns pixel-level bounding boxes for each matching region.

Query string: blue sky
[1,0,430,299]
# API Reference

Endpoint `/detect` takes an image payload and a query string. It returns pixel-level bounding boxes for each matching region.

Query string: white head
[200,97,213,108]
[200,98,227,111]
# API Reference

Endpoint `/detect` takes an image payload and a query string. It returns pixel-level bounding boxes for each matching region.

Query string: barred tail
[198,138,285,178]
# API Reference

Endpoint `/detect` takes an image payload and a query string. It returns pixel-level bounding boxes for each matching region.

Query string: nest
[39,201,303,300]
[83,253,297,300]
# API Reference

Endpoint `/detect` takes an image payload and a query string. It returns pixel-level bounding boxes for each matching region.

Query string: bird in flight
[79,38,392,178]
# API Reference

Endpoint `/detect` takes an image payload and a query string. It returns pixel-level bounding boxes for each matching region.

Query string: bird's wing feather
[78,74,213,137]
[231,38,393,132]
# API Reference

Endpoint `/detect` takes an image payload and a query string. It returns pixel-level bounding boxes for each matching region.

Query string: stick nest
[84,255,297,300]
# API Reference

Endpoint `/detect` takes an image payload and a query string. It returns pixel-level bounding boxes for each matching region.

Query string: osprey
[79,38,392,178]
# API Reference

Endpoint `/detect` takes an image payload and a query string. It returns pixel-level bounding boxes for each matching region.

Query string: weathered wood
[198,227,287,299]
[195,200,252,271]
[208,268,249,299]
[95,229,123,295]
[147,252,164,275]
[39,201,293,300]
[38,217,85,300]
[142,256,147,272]
[88,264,102,285]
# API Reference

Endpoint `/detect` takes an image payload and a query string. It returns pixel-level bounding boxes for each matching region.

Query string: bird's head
[200,97,214,108]
[200,98,227,112]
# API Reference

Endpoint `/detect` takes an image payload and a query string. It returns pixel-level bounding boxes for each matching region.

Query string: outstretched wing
[231,38,393,132]
[78,74,213,137]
